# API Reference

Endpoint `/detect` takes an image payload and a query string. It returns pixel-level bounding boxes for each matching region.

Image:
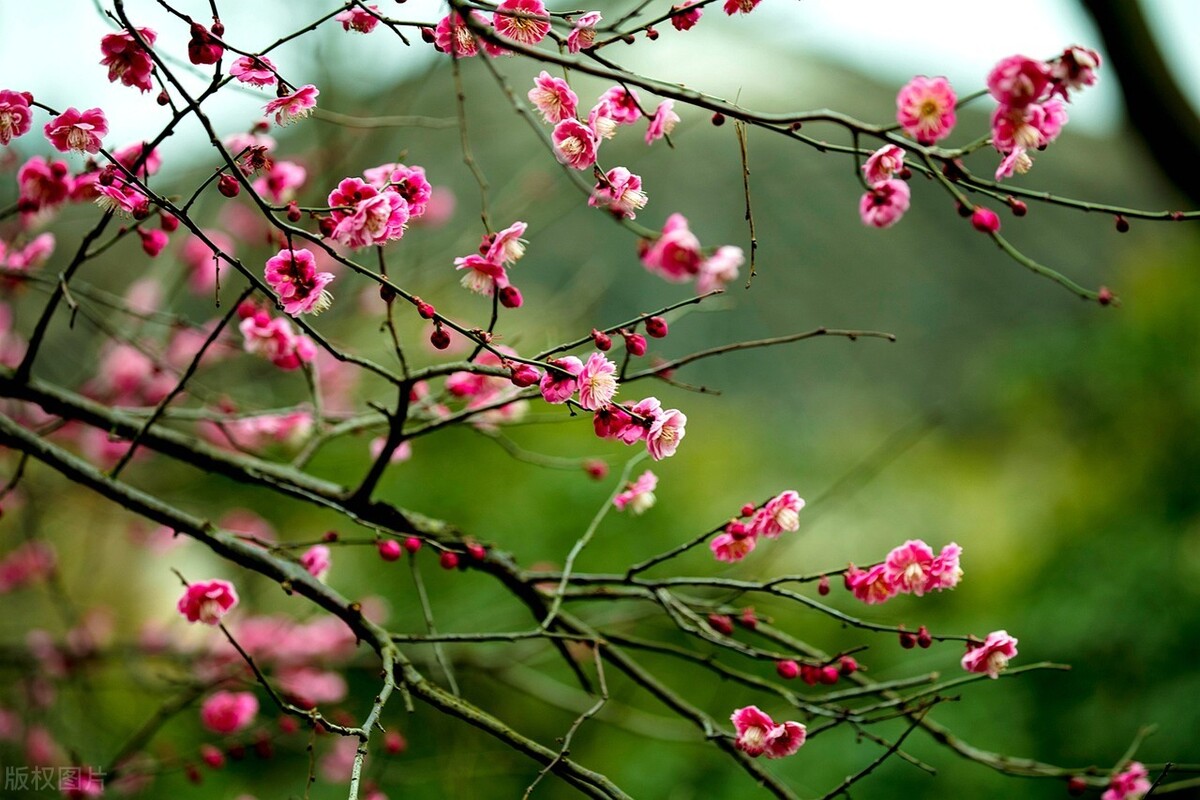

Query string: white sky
[0,0,1196,155]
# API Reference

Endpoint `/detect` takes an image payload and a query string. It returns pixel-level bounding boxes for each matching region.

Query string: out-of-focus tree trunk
[1080,0,1200,207]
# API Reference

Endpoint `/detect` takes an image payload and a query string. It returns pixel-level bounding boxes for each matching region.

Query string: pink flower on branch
[723,0,763,14]
[696,245,743,294]
[177,579,238,625]
[528,71,578,124]
[264,248,334,316]
[567,11,602,53]
[434,11,490,58]
[711,522,756,563]
[364,162,433,218]
[896,76,957,144]
[539,356,584,404]
[751,490,805,538]
[858,179,910,229]
[230,55,278,87]
[199,690,258,733]
[646,407,687,460]
[641,213,702,282]
[577,352,618,410]
[862,144,905,184]
[590,167,648,220]
[327,177,409,249]
[552,118,599,170]
[264,84,319,126]
[670,2,703,31]
[1103,762,1151,800]
[493,0,551,47]
[614,470,658,514]
[961,630,1019,678]
[1051,45,1102,98]
[100,28,157,93]
[845,563,897,604]
[336,6,381,34]
[645,100,679,145]
[987,55,1051,109]
[731,706,806,758]
[301,545,331,581]
[0,90,33,145]
[44,107,108,154]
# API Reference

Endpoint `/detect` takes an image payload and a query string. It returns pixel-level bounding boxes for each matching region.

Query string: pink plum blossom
[587,102,618,141]
[199,690,258,733]
[1103,762,1151,800]
[641,213,702,281]
[552,118,599,169]
[845,563,897,604]
[645,100,679,144]
[711,525,756,562]
[0,233,55,272]
[94,180,149,217]
[987,55,1051,109]
[567,11,602,53]
[494,0,551,46]
[577,352,618,410]
[859,179,910,228]
[961,630,1019,678]
[590,167,648,219]
[230,55,277,87]
[614,470,657,514]
[598,86,643,125]
[751,490,805,538]
[646,408,686,460]
[264,84,319,126]
[1051,46,1101,98]
[896,76,957,144]
[336,6,380,33]
[363,163,433,217]
[0,90,32,145]
[177,579,238,625]
[695,245,744,294]
[730,706,806,758]
[670,2,703,30]
[528,71,578,124]
[253,160,307,203]
[264,248,334,315]
[277,666,347,707]
[454,253,508,296]
[0,541,57,594]
[862,144,905,183]
[883,540,963,595]
[723,0,763,14]
[301,545,331,581]
[487,220,529,265]
[187,22,223,64]
[539,356,584,404]
[327,177,409,248]
[100,28,157,92]
[240,310,316,371]
[434,11,488,58]
[17,157,71,215]
[44,108,108,154]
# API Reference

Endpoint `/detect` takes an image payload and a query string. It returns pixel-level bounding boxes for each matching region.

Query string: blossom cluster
[845,539,963,604]
[730,706,806,758]
[711,490,805,562]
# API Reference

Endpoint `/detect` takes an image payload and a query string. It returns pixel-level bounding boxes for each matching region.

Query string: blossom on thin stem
[199,691,258,733]
[1102,762,1151,800]
[230,55,277,87]
[435,11,488,58]
[670,1,703,30]
[264,84,319,126]
[862,144,905,184]
[493,0,551,47]
[751,490,805,538]
[896,76,957,144]
[100,28,157,93]
[614,470,657,514]
[552,118,599,169]
[539,357,584,404]
[961,630,1019,678]
[264,248,334,315]
[730,706,806,758]
[327,177,409,248]
[859,179,910,229]
[590,167,647,219]
[646,407,687,460]
[336,6,381,34]
[528,71,578,124]
[0,90,33,145]
[567,11,602,53]
[44,108,108,154]
[645,100,679,145]
[577,352,618,410]
[177,579,238,625]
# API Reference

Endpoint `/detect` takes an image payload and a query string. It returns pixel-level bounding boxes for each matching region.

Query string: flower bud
[385,731,407,755]
[403,537,422,554]
[378,540,402,561]
[420,27,435,43]
[286,201,301,222]
[739,607,758,629]
[739,503,755,517]
[317,216,336,238]
[820,665,840,685]
[156,90,170,106]
[430,326,450,350]
[160,212,179,232]
[711,112,725,126]
[838,656,858,676]
[217,174,240,198]
[592,329,612,350]
[1114,214,1129,233]
[1098,286,1114,306]
[776,659,800,680]
[971,206,1001,233]
[466,543,486,561]
[707,614,734,636]
[899,629,917,649]
[800,665,819,685]
[416,299,436,319]
[323,530,338,542]
[510,363,540,387]
[583,459,608,480]
[498,285,523,309]
[817,575,830,596]
[645,316,668,338]
[917,625,932,648]
[1067,777,1087,796]
[622,330,647,356]
[200,744,225,769]
[439,551,459,570]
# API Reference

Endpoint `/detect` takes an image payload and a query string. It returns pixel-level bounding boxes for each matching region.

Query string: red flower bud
[817,575,830,596]
[622,331,647,356]
[385,731,407,755]
[430,326,451,350]
[217,174,240,198]
[645,316,668,338]
[820,665,840,685]
[583,459,608,480]
[1114,214,1130,233]
[776,659,800,680]
[286,201,301,222]
[510,363,540,387]
[707,614,734,636]
[317,216,336,238]
[971,206,1001,233]
[592,329,612,350]
[838,656,858,676]
[378,540,402,561]
[439,551,459,570]
[416,299,436,319]
[498,285,523,309]
[917,625,932,648]
[403,537,422,554]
